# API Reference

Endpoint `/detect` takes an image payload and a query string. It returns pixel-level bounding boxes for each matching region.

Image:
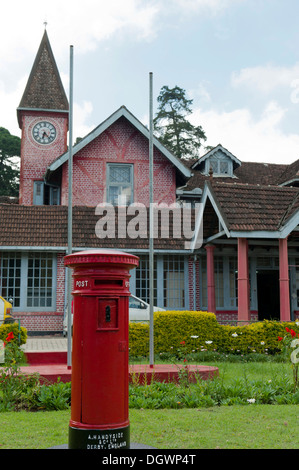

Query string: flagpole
[67,45,74,369]
[149,72,154,367]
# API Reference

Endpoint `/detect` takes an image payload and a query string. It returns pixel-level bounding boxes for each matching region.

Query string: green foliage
[129,372,299,409]
[0,127,20,197]
[0,331,36,411]
[153,85,207,159]
[129,312,298,358]
[0,322,27,346]
[30,380,71,411]
[129,322,150,357]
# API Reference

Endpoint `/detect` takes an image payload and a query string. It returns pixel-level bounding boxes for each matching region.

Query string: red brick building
[1,31,299,333]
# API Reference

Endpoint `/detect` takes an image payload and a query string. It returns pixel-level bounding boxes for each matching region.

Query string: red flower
[286,327,290,333]
[180,341,185,346]
[290,329,296,337]
[4,332,14,345]
[278,336,283,341]
[6,332,14,341]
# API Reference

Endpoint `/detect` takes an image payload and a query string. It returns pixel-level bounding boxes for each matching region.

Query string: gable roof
[17,30,68,127]
[185,159,288,191]
[191,144,241,171]
[44,106,192,180]
[277,158,299,186]
[200,180,299,239]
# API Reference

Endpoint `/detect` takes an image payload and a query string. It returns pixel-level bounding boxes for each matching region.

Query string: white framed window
[163,255,185,309]
[205,155,232,176]
[135,255,157,305]
[0,252,56,311]
[33,181,44,205]
[200,255,238,310]
[27,253,54,308]
[33,181,60,205]
[0,253,21,307]
[107,164,133,205]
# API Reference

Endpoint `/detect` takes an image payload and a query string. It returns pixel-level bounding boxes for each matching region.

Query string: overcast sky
[1,0,299,164]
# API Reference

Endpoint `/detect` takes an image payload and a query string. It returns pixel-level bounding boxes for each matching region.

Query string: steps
[22,351,219,384]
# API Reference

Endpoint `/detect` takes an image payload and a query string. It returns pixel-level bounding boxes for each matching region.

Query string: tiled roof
[207,181,299,232]
[184,160,288,191]
[276,158,299,185]
[17,30,68,125]
[0,204,194,251]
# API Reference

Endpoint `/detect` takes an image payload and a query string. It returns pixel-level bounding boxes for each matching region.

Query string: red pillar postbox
[64,249,139,450]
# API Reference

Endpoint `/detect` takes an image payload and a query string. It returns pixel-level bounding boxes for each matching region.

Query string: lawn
[0,406,298,449]
[0,361,298,449]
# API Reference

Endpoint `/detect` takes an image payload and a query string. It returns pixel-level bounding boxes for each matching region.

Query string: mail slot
[64,249,139,450]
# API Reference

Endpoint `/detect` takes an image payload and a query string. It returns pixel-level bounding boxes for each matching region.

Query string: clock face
[32,121,57,145]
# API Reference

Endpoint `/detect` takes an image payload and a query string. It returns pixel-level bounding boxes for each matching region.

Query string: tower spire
[17,30,69,128]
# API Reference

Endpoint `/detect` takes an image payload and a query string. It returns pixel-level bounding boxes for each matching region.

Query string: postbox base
[68,424,130,450]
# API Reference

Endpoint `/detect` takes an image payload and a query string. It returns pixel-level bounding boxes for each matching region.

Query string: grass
[0,361,299,449]
[0,406,298,449]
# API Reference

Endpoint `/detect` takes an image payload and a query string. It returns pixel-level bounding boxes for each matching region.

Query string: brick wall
[8,251,66,334]
[14,312,63,334]
[19,111,68,205]
[61,117,177,207]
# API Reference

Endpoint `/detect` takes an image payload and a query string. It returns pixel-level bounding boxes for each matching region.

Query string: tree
[153,85,206,159]
[0,127,21,197]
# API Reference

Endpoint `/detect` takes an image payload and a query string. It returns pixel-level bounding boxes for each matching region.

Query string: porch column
[205,244,216,314]
[279,238,291,321]
[238,238,250,323]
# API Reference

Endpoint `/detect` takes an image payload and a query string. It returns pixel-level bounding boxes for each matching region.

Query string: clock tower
[17,29,69,205]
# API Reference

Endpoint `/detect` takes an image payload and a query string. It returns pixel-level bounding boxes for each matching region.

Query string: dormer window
[206,155,232,176]
[191,144,241,178]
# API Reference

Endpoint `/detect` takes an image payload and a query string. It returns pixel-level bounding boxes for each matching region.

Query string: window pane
[163,255,185,309]
[0,253,21,307]
[110,166,131,183]
[229,257,238,308]
[215,257,224,308]
[108,164,133,205]
[27,253,53,308]
[135,255,157,305]
[220,161,229,174]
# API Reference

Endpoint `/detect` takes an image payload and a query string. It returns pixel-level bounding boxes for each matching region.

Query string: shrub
[128,313,299,358]
[30,380,71,411]
[0,322,27,346]
[153,310,222,355]
[129,311,222,358]
[129,323,149,357]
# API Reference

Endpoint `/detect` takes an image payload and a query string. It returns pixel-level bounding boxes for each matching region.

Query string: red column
[238,238,250,324]
[205,244,216,314]
[279,238,291,322]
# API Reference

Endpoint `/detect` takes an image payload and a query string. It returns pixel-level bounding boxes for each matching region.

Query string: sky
[1,0,299,164]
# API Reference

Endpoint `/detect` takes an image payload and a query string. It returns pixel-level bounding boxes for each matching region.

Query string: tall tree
[0,127,20,197]
[153,85,206,159]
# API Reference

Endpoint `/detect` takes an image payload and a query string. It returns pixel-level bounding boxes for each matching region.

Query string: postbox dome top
[64,249,139,269]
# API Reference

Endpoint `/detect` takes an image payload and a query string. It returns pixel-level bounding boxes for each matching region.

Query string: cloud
[188,82,211,104]
[169,0,245,15]
[73,101,94,141]
[0,0,160,62]
[0,77,28,137]
[190,101,299,164]
[231,63,299,94]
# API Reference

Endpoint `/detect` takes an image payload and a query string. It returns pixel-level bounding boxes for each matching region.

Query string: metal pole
[67,45,74,369]
[149,72,154,367]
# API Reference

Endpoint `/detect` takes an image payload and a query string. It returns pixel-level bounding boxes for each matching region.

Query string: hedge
[0,322,27,346]
[128,311,298,357]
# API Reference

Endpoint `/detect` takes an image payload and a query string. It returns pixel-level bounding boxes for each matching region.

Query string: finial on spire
[43,20,48,29]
